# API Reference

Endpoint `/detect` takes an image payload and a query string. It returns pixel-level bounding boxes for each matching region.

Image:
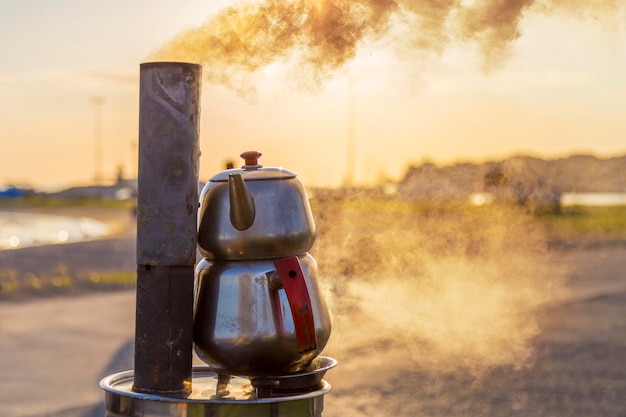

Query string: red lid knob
[240,151,262,166]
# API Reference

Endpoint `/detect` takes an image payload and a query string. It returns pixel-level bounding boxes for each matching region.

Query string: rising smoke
[149,0,621,93]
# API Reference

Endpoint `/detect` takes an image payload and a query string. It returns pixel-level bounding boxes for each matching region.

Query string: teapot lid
[208,151,296,182]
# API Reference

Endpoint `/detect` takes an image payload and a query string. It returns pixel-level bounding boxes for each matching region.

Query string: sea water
[0,211,110,250]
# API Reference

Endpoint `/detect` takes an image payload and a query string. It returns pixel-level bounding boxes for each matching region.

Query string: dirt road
[325,246,626,417]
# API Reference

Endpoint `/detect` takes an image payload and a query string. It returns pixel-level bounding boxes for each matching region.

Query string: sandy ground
[0,210,625,416]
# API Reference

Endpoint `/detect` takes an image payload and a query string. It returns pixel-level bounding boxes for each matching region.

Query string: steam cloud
[313,198,568,375]
[149,0,621,93]
[146,0,618,375]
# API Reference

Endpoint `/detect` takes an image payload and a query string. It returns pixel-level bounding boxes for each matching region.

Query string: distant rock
[51,178,137,200]
[398,154,626,208]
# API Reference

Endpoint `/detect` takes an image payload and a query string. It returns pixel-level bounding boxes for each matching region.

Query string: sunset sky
[1,0,625,190]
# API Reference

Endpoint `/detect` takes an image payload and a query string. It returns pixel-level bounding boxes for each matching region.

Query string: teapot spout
[229,173,255,230]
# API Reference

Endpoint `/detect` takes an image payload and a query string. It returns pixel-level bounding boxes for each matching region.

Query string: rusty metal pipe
[133,61,202,397]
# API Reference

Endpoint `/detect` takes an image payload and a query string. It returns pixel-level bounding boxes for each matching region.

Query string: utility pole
[90,96,105,185]
[131,138,138,180]
[344,78,356,187]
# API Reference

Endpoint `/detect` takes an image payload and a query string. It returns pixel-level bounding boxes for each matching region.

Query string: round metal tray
[249,356,338,393]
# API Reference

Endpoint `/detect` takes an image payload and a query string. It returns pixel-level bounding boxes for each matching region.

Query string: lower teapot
[193,254,332,376]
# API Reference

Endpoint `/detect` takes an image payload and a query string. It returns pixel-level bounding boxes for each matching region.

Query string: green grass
[0,269,137,299]
[314,192,626,248]
[534,205,626,245]
[87,271,136,286]
[0,195,136,209]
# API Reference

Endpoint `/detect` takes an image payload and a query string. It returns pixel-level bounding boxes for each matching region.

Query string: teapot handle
[273,257,317,353]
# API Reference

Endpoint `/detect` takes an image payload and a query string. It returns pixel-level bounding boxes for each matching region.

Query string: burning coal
[312,196,568,375]
[149,0,621,93]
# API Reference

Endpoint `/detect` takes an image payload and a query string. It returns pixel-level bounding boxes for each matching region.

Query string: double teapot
[193,151,332,377]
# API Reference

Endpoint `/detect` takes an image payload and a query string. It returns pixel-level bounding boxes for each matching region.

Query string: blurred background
[1,1,626,416]
[1,0,625,191]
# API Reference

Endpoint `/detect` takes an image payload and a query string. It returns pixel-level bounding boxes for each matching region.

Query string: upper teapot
[197,151,316,260]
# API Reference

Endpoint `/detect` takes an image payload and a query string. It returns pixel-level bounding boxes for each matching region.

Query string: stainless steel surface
[101,367,330,417]
[229,173,256,230]
[250,357,338,393]
[197,152,316,260]
[193,254,332,376]
[134,61,201,396]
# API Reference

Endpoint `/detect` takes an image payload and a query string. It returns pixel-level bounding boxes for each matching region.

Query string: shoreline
[0,205,136,239]
[0,207,137,302]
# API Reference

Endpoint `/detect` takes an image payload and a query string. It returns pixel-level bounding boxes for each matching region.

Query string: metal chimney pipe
[133,61,202,397]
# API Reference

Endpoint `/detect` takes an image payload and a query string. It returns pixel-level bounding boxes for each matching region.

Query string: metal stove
[100,61,336,417]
